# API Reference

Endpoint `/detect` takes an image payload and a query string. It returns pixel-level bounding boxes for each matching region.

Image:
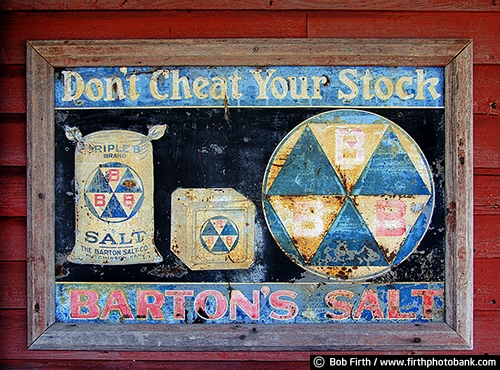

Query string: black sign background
[54,107,445,284]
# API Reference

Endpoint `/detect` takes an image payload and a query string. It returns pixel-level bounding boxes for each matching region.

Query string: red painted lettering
[412,289,444,319]
[194,290,228,320]
[107,169,120,182]
[94,193,106,206]
[100,290,134,320]
[269,290,298,320]
[137,290,165,320]
[230,290,260,320]
[123,194,135,206]
[353,289,383,319]
[388,289,416,319]
[165,290,194,320]
[376,199,406,236]
[70,289,100,319]
[325,289,354,320]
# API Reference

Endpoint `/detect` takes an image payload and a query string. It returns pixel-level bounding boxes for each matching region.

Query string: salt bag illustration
[65,125,166,265]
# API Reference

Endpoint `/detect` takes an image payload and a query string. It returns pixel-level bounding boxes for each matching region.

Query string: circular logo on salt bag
[262,109,435,281]
[200,216,240,254]
[84,162,144,222]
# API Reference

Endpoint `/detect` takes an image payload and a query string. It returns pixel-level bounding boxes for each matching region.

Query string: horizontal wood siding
[0,2,498,366]
[0,11,499,64]
[1,0,499,12]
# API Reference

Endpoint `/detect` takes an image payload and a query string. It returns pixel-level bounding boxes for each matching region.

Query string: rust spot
[122,179,136,188]
[55,263,69,277]
[334,267,351,280]
[148,262,188,278]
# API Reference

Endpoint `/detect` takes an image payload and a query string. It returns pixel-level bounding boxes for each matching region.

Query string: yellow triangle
[264,125,306,194]
[309,123,388,192]
[267,195,346,264]
[353,195,430,262]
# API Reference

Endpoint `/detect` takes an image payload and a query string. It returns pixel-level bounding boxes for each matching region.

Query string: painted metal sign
[262,109,434,281]
[54,65,445,325]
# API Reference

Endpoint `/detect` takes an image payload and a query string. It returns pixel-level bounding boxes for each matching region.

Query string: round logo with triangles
[84,162,144,223]
[262,109,434,281]
[200,216,240,254]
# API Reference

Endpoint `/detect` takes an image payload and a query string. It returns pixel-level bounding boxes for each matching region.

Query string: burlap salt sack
[65,125,165,265]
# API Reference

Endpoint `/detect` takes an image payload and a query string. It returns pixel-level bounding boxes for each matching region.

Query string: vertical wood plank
[26,42,55,346]
[444,41,474,346]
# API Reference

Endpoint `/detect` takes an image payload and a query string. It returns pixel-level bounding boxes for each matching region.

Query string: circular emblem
[262,109,435,281]
[200,216,240,254]
[84,162,144,222]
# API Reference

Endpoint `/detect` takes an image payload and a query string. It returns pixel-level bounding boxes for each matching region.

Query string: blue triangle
[114,168,142,193]
[392,196,434,266]
[351,129,430,196]
[100,193,127,219]
[201,221,219,236]
[310,197,388,266]
[267,125,346,196]
[221,222,238,235]
[86,168,112,193]
[211,237,229,253]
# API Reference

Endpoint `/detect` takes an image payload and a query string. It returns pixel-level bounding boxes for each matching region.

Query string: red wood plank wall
[0,1,499,368]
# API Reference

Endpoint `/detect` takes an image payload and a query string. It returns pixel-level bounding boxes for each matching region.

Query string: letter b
[376,199,406,236]
[70,290,100,319]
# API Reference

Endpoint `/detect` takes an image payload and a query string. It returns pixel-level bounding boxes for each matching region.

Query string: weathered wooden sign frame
[27,38,473,351]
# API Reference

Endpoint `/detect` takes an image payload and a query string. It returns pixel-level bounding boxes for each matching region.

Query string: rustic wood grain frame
[26,38,473,351]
